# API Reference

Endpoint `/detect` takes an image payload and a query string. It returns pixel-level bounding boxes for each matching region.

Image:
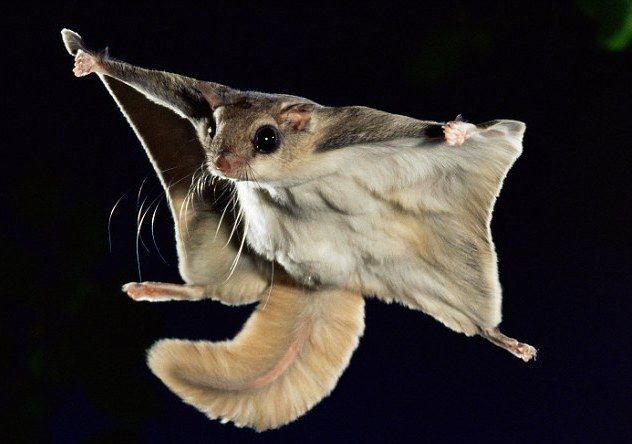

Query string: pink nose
[214,154,246,174]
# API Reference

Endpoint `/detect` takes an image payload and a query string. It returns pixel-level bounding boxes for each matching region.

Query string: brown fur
[62,29,535,432]
[147,284,364,431]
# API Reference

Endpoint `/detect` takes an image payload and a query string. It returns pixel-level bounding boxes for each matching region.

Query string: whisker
[224,219,249,283]
[164,173,195,195]
[262,261,275,311]
[139,194,154,253]
[136,170,192,274]
[224,203,243,248]
[150,196,169,265]
[136,174,150,212]
[245,161,263,190]
[108,190,129,253]
[135,181,170,276]
[135,213,144,282]
[230,185,239,220]
[136,175,153,253]
[179,190,192,240]
[156,165,180,175]
[134,174,152,281]
[137,198,154,251]
[214,197,231,241]
[212,180,231,206]
[164,171,201,262]
[195,165,210,201]
[177,161,207,243]
[215,186,237,241]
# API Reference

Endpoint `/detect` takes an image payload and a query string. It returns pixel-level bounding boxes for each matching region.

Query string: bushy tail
[147,284,365,431]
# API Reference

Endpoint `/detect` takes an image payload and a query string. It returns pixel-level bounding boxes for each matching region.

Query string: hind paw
[481,327,537,362]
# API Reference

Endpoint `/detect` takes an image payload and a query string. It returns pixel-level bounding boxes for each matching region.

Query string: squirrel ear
[198,82,233,109]
[280,102,315,131]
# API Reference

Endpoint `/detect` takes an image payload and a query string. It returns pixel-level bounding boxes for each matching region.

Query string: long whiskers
[128,157,259,285]
[224,204,243,248]
[135,170,194,277]
[158,172,198,261]
[108,190,130,253]
[224,218,249,283]
[178,165,201,240]
[262,261,275,311]
[134,174,153,281]
[214,193,233,241]
[136,175,153,254]
[149,195,168,265]
[214,182,237,240]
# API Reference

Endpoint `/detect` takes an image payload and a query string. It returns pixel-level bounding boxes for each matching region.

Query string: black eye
[253,126,280,154]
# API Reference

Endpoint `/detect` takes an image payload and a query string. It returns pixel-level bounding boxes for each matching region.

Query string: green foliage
[578,0,632,51]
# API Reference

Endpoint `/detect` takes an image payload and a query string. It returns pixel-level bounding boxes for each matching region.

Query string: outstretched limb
[123,282,204,302]
[147,283,365,431]
[444,119,536,362]
[123,274,269,306]
[63,29,269,303]
[334,114,534,361]
[480,327,537,362]
[64,29,217,120]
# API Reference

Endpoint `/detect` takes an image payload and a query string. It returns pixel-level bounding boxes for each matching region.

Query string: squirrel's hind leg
[480,327,537,362]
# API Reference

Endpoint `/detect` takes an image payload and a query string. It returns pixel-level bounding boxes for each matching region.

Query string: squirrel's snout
[214,152,247,175]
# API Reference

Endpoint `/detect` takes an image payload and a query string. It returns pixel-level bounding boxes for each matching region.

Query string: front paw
[122,282,146,300]
[122,282,171,301]
[122,281,204,302]
[73,50,99,77]
[442,120,472,146]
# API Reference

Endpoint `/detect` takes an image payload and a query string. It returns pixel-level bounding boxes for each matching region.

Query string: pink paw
[122,282,175,301]
[73,50,99,77]
[442,121,471,146]
[515,343,538,362]
[122,281,204,302]
[122,282,146,300]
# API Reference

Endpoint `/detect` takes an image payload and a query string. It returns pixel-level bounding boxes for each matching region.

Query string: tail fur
[147,284,365,431]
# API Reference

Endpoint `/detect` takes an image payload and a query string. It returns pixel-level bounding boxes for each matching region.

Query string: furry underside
[238,121,525,335]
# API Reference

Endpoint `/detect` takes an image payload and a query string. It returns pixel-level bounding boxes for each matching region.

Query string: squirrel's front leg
[64,29,210,119]
[123,282,205,302]
[123,274,270,306]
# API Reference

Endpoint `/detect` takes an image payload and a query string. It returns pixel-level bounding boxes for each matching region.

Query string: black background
[3,1,631,442]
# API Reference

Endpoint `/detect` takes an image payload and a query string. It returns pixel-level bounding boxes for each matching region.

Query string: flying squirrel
[61,29,536,431]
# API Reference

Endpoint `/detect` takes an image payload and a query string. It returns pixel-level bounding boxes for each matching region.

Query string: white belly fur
[237,175,426,293]
[234,126,522,335]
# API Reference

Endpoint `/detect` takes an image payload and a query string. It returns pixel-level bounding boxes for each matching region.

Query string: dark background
[3,1,631,442]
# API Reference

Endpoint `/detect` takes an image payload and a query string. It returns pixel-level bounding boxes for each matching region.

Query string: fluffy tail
[147,284,365,431]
